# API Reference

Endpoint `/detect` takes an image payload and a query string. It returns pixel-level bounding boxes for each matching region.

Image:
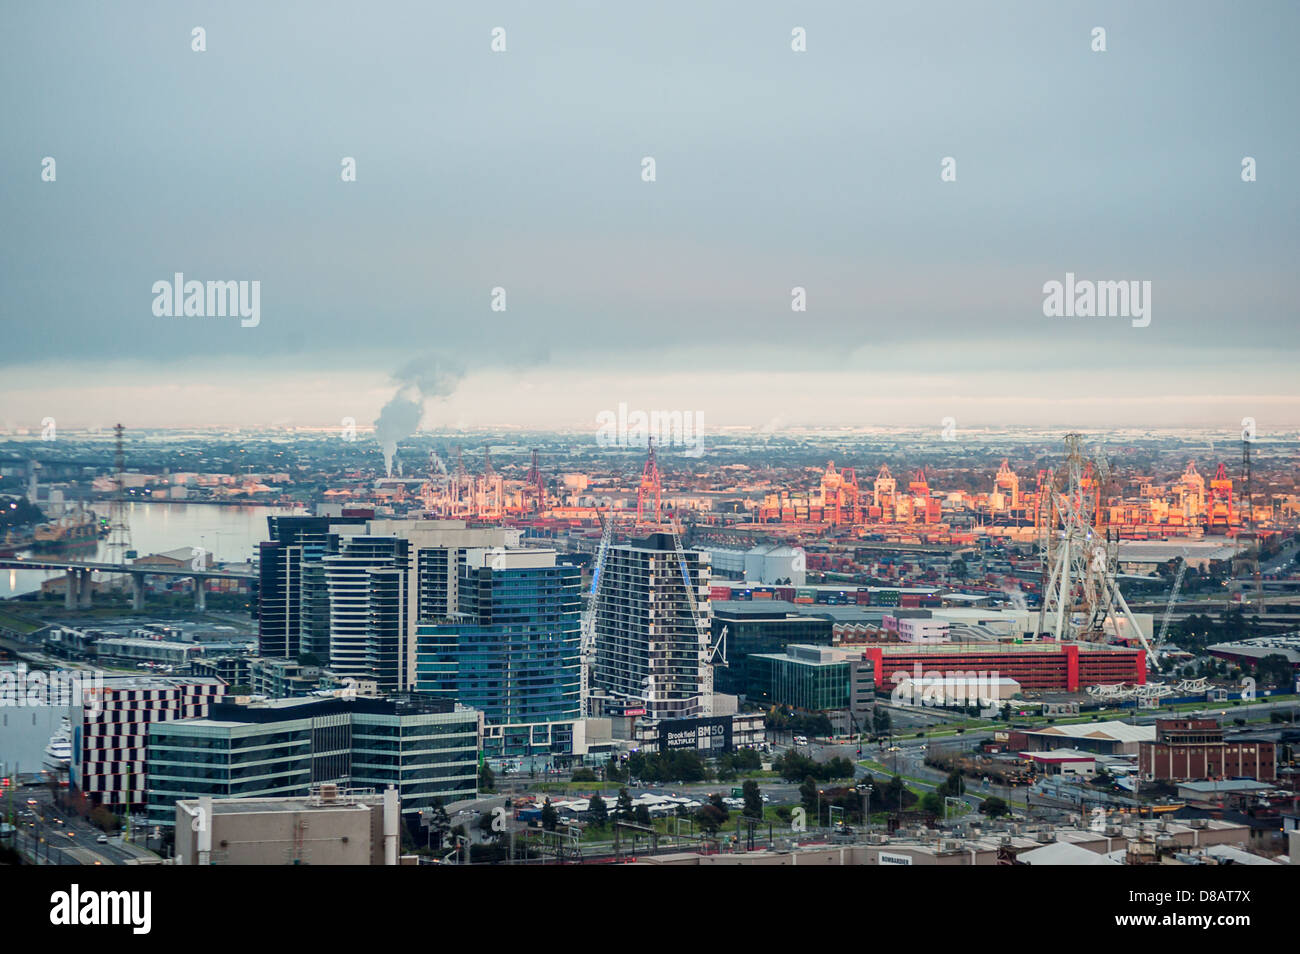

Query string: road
[10,784,156,865]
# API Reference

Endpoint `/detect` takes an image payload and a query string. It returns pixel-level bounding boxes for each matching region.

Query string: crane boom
[1154,554,1188,652]
[669,517,724,717]
[580,510,617,717]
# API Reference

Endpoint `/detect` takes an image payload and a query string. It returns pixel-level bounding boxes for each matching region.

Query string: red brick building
[1139,719,1276,782]
[862,641,1146,694]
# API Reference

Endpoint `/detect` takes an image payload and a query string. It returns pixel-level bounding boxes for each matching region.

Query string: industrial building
[1018,721,1154,756]
[707,543,806,586]
[173,785,405,865]
[1206,633,1300,669]
[1139,719,1277,782]
[862,641,1147,694]
[632,817,1262,866]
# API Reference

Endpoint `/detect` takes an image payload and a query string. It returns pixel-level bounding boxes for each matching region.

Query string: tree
[742,779,763,820]
[89,805,120,832]
[572,767,597,782]
[614,787,634,821]
[979,796,1010,818]
[539,798,557,832]
[634,805,652,827]
[938,771,965,798]
[708,792,730,825]
[588,793,609,829]
[799,775,819,820]
[426,798,451,850]
[920,791,945,816]
[696,794,729,835]
[478,762,495,792]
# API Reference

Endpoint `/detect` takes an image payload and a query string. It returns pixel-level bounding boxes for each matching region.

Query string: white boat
[43,717,72,781]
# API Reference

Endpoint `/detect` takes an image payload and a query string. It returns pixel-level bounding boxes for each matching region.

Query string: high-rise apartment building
[591,532,711,721]
[257,514,369,659]
[260,518,519,694]
[414,548,581,760]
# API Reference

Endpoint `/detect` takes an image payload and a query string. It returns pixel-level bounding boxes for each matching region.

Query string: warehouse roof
[1026,722,1155,743]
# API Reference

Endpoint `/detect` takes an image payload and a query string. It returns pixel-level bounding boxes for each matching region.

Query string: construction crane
[579,509,617,717]
[1154,552,1189,658]
[668,516,726,717]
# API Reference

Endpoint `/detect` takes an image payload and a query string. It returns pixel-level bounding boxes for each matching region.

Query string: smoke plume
[375,354,465,477]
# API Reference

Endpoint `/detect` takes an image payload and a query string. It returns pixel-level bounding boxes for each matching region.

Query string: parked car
[96,834,109,844]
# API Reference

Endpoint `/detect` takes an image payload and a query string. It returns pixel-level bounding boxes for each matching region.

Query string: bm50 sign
[657,717,732,754]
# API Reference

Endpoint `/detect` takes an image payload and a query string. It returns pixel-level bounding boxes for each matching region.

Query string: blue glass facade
[414,563,580,758]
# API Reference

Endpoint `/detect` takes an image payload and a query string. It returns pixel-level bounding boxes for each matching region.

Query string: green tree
[696,794,728,834]
[588,793,609,828]
[799,775,819,820]
[541,798,558,832]
[614,787,634,821]
[742,779,763,820]
[426,798,451,850]
[708,792,730,825]
[979,796,1010,818]
[634,805,652,827]
[938,771,965,798]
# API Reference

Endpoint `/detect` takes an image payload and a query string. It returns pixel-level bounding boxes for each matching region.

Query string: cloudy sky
[2,1,1297,433]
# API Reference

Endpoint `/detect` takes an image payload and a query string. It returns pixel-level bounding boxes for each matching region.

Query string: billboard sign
[658,716,732,754]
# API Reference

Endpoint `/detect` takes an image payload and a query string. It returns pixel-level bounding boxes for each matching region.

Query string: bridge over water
[0,557,253,610]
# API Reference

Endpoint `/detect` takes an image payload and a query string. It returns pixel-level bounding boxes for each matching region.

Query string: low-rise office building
[146,695,479,828]
[747,645,874,718]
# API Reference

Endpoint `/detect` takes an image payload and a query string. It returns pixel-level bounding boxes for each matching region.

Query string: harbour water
[0,501,303,598]
[0,704,65,782]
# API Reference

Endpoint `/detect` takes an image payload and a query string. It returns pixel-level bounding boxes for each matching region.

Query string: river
[1,502,304,598]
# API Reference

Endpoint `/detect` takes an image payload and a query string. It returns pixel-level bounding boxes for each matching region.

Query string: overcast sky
[2,1,1297,433]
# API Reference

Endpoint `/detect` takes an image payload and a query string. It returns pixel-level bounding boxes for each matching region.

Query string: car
[26,798,37,806]
[96,834,109,844]
[64,830,76,838]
